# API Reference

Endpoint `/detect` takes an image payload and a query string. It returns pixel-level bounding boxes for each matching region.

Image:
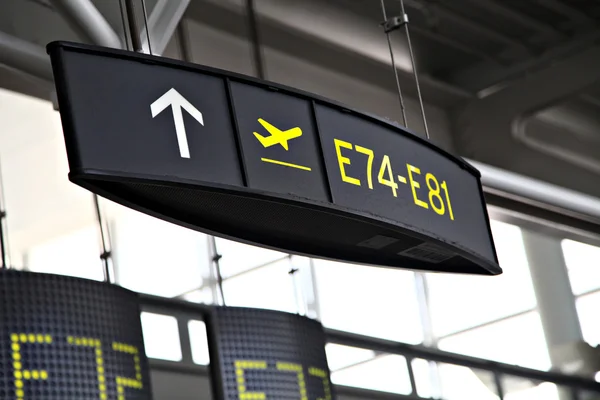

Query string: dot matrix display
[0,270,152,399]
[206,306,334,400]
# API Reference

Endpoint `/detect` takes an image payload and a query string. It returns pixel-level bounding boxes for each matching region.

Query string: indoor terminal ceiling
[2,0,600,198]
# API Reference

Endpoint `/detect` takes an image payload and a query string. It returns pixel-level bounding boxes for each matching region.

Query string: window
[26,226,104,281]
[325,344,375,371]
[427,220,536,337]
[222,257,299,313]
[314,259,423,343]
[330,354,412,395]
[576,292,600,346]
[438,312,551,371]
[111,208,209,297]
[140,312,182,361]
[435,363,498,400]
[0,88,97,267]
[188,320,210,365]
[562,239,600,295]
[214,236,287,278]
[504,381,559,400]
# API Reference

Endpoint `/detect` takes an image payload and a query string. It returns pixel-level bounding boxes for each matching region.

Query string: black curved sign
[47,41,500,275]
[206,306,334,400]
[0,270,152,399]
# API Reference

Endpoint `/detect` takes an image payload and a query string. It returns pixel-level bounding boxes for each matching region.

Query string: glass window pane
[27,226,104,281]
[325,344,375,371]
[188,320,210,365]
[0,88,96,267]
[222,258,298,313]
[214,237,287,278]
[112,208,209,297]
[576,292,600,346]
[141,312,182,361]
[331,354,412,395]
[427,220,536,336]
[412,358,435,399]
[504,380,560,400]
[180,288,215,304]
[437,363,499,400]
[314,259,422,343]
[438,312,551,371]
[562,239,600,295]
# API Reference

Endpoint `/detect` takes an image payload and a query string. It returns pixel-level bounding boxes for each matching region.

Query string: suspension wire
[118,0,132,50]
[0,158,10,269]
[380,0,408,127]
[124,0,143,52]
[140,0,153,55]
[93,195,113,283]
[398,0,430,139]
[209,237,226,306]
[246,0,266,80]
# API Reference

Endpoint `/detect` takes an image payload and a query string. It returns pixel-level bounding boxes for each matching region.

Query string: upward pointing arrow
[151,88,204,158]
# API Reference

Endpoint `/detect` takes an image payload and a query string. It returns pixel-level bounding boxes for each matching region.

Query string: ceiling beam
[455,44,600,196]
[467,0,565,40]
[536,0,596,27]
[407,0,533,55]
[141,0,190,55]
[49,0,122,48]
[0,31,53,82]
[450,30,600,93]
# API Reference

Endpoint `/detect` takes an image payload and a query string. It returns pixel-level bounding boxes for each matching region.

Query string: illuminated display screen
[206,306,334,400]
[48,41,500,276]
[0,270,152,399]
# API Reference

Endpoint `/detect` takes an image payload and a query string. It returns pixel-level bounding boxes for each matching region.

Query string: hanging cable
[380,0,408,127]
[0,158,10,269]
[124,0,143,52]
[140,0,153,55]
[93,195,113,283]
[398,0,430,138]
[209,237,226,306]
[246,0,266,80]
[118,0,131,50]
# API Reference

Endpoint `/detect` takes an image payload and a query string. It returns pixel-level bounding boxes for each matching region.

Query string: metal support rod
[0,32,53,82]
[380,0,408,127]
[493,372,505,399]
[140,0,153,55]
[124,0,144,52]
[467,159,600,221]
[93,195,113,283]
[0,159,9,269]
[246,0,266,80]
[398,0,429,139]
[209,237,226,306]
[49,0,122,48]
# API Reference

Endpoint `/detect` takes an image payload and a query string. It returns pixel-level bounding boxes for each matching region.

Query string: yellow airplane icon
[253,118,302,151]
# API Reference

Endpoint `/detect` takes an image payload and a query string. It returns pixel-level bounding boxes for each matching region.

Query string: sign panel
[48,41,500,275]
[206,306,334,400]
[230,82,329,201]
[0,270,152,399]
[316,105,495,263]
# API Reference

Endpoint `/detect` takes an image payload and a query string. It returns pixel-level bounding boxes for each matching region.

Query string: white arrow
[151,88,204,158]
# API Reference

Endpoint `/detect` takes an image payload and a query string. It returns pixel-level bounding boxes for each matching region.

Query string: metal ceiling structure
[1,0,600,225]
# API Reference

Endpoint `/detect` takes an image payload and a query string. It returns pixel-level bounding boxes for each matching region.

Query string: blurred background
[2,0,600,399]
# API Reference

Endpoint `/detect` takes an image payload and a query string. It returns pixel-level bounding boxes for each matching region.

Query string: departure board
[206,306,333,400]
[48,41,500,275]
[0,270,152,399]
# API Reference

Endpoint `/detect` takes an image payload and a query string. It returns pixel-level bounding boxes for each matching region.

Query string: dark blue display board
[47,41,500,276]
